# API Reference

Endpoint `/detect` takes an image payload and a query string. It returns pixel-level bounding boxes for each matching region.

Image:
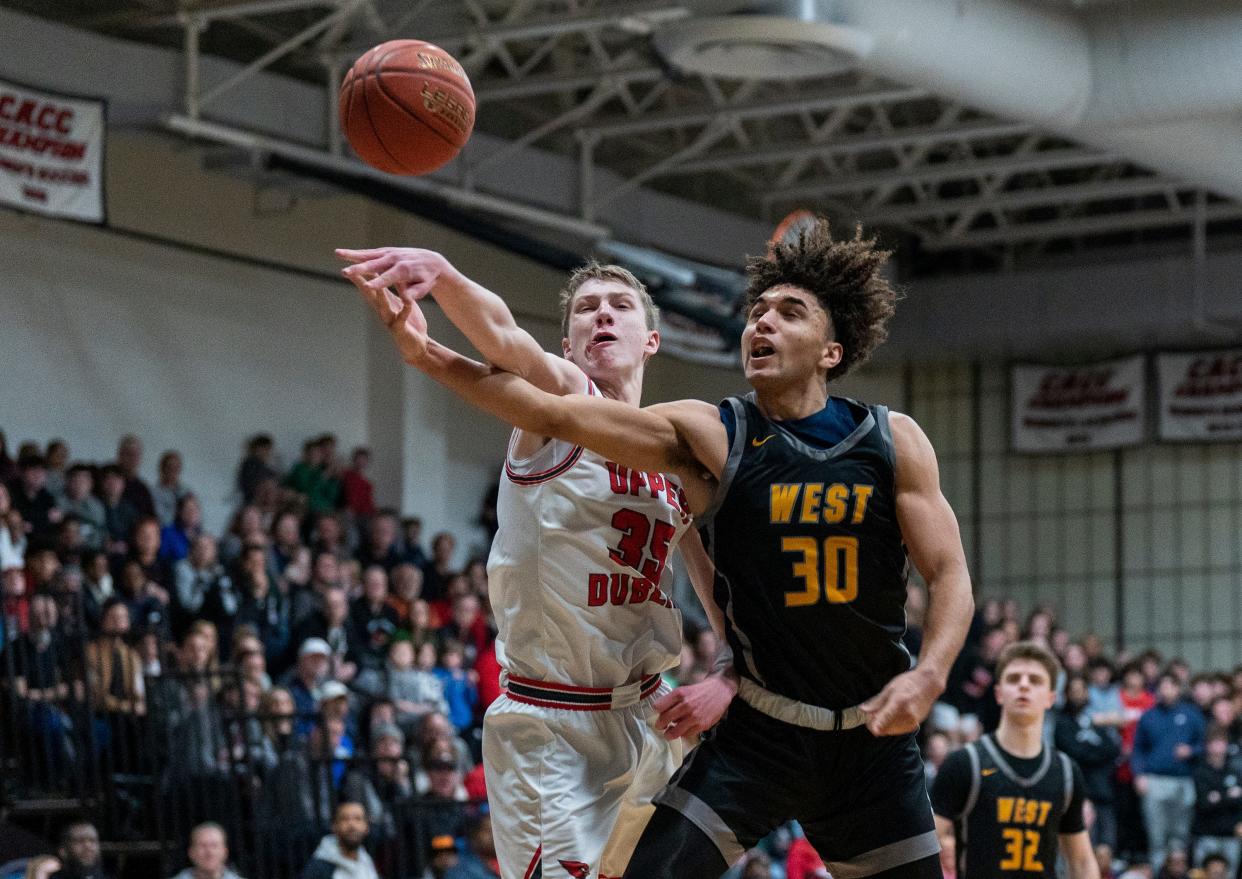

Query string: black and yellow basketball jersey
[945,735,1079,879]
[700,394,911,710]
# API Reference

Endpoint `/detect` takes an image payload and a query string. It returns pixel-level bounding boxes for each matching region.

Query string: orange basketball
[339,40,475,176]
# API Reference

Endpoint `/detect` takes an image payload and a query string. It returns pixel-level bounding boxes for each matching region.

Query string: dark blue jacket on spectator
[1132,700,1206,777]
[288,678,319,738]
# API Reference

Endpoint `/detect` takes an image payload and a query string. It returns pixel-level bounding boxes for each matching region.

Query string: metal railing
[2,628,483,878]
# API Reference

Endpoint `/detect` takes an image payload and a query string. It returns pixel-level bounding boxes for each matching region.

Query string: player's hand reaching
[335,247,458,301]
[654,672,738,741]
[860,665,942,737]
[343,265,430,363]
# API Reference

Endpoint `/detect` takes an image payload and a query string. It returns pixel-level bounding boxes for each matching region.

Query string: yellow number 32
[780,535,859,607]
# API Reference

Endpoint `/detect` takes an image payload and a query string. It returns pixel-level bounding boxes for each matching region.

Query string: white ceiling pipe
[1082,1,1242,127]
[805,0,1242,198]
[822,0,1093,127]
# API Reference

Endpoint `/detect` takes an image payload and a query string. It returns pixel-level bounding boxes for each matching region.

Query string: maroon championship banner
[1158,349,1242,441]
[1011,355,1146,452]
[0,78,105,223]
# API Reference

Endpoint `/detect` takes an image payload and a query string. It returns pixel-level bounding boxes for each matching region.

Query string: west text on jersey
[768,482,875,525]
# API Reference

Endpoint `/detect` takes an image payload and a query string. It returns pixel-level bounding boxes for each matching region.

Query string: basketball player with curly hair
[348,218,973,879]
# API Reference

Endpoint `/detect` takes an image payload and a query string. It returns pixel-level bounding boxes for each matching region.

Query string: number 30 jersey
[486,382,691,688]
[700,394,911,711]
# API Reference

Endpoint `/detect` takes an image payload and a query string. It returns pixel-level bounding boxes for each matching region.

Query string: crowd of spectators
[914,594,1242,879]
[0,430,512,879]
[4,429,1242,879]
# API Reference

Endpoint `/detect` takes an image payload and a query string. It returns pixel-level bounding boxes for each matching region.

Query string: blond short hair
[558,261,658,337]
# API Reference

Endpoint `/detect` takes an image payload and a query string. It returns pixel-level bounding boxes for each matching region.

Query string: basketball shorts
[652,696,940,878]
[483,674,684,879]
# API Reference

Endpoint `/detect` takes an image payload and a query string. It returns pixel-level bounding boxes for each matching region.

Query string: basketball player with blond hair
[337,246,736,879]
[345,219,975,879]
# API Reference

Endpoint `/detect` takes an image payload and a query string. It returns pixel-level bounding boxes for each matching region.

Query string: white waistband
[737,678,868,732]
[500,671,665,710]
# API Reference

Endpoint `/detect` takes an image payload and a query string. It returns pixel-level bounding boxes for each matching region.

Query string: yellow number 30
[780,535,859,607]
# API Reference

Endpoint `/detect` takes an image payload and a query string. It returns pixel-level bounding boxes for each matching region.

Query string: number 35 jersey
[487,382,691,688]
[701,394,912,711]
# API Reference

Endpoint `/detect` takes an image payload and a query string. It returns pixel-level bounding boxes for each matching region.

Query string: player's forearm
[1064,839,1100,879]
[434,271,545,379]
[916,562,973,691]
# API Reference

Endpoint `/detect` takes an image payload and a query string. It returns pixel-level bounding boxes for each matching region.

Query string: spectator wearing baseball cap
[285,638,331,738]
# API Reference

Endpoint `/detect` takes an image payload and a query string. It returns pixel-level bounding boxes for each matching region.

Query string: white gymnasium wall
[906,361,1242,670]
[0,209,368,533]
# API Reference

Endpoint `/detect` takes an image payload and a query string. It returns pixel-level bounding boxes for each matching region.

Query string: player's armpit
[890,412,973,690]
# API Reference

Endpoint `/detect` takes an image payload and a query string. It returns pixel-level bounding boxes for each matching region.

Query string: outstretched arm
[349,273,719,482]
[338,247,582,394]
[861,412,973,736]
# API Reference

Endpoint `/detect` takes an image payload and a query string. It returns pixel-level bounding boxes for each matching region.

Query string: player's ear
[562,337,572,359]
[819,340,843,372]
[644,330,660,360]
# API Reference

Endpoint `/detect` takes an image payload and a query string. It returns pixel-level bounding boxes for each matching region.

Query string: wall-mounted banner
[1158,350,1242,441]
[0,78,105,223]
[1011,355,1146,452]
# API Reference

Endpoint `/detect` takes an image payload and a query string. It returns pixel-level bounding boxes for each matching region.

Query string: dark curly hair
[743,218,899,381]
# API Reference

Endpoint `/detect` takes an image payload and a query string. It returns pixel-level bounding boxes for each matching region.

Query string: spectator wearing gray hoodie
[355,639,447,730]
[301,802,379,879]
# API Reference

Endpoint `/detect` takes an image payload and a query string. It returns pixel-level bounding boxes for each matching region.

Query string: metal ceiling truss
[130,0,1239,264]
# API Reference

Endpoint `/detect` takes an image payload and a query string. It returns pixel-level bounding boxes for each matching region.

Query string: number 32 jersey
[487,382,691,688]
[701,394,912,710]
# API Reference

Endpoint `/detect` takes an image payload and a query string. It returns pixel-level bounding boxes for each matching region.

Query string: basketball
[339,40,475,176]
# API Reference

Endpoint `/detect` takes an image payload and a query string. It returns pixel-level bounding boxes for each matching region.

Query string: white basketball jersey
[487,381,692,688]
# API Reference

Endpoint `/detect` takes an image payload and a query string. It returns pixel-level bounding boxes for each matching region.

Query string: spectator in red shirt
[474,640,502,713]
[1116,660,1157,862]
[341,447,376,519]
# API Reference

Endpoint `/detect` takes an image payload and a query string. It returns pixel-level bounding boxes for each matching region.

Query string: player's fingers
[345,271,390,319]
[664,718,699,740]
[368,264,417,291]
[859,688,889,716]
[652,690,684,714]
[345,252,396,276]
[334,248,370,263]
[658,699,692,724]
[390,296,416,333]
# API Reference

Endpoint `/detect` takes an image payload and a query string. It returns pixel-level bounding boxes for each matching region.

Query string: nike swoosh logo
[752,435,775,447]
[982,768,997,776]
